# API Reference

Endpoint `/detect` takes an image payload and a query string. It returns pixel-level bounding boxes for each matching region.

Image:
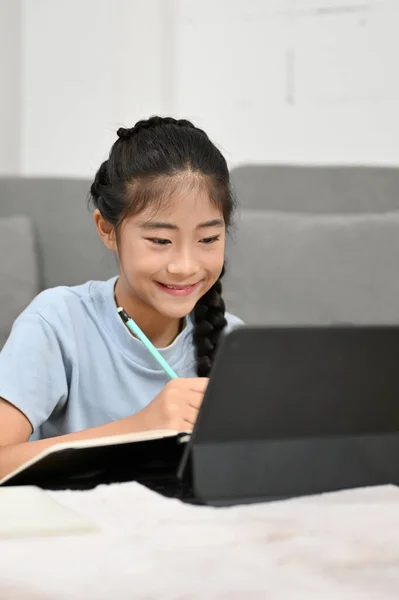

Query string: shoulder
[224,311,244,333]
[16,278,115,328]
[22,281,92,322]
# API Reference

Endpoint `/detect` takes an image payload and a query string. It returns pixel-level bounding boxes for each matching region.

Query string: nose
[166,249,199,279]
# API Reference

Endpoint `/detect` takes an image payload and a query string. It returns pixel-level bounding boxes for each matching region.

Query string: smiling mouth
[156,281,200,296]
[160,283,198,290]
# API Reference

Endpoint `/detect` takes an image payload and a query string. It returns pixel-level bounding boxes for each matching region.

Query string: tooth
[164,284,193,289]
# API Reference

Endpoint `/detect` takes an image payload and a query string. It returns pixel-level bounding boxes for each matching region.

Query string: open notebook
[0,430,190,490]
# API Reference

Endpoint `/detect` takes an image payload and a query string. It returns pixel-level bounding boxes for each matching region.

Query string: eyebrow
[138,219,225,231]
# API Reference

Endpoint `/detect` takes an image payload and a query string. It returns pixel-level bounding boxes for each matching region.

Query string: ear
[93,209,117,252]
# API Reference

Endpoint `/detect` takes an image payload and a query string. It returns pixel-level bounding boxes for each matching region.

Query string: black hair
[89,116,235,377]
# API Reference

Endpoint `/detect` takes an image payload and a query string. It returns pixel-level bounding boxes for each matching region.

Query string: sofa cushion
[0,216,39,349]
[230,165,399,212]
[0,178,117,289]
[224,210,399,325]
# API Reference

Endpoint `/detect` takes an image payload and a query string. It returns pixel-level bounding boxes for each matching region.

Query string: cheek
[202,253,225,288]
[207,244,225,269]
[118,239,159,273]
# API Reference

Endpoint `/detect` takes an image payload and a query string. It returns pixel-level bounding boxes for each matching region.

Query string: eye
[147,238,171,246]
[200,236,220,244]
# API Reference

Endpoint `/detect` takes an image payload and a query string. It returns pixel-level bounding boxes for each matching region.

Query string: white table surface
[1,482,399,600]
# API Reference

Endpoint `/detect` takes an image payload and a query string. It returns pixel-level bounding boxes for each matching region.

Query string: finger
[187,378,209,393]
[187,394,204,410]
[179,421,193,433]
[188,388,207,398]
[173,377,209,390]
[182,405,199,426]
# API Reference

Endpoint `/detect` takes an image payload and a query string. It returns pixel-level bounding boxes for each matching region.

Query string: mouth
[156,281,201,297]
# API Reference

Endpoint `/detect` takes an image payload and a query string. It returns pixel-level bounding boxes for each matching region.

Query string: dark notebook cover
[0,431,188,491]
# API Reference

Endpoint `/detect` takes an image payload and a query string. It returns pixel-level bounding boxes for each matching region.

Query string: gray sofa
[227,165,399,324]
[0,178,116,348]
[230,164,399,213]
[2,167,399,349]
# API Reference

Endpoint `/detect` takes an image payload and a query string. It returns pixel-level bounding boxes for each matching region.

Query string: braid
[117,116,208,140]
[193,266,227,377]
[90,159,108,202]
[89,159,125,227]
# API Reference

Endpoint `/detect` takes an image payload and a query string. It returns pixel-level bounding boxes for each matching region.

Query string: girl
[0,116,242,478]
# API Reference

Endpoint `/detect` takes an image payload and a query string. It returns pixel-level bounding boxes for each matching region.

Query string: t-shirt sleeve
[225,312,245,333]
[0,313,68,432]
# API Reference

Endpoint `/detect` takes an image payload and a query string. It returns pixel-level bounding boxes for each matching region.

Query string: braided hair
[89,116,235,377]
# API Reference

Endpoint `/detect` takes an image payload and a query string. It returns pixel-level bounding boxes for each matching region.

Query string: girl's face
[115,185,226,320]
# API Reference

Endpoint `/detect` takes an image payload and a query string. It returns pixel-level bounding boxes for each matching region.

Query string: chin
[153,295,200,318]
[157,304,196,319]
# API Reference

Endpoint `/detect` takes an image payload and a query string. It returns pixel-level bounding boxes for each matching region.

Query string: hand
[138,378,209,432]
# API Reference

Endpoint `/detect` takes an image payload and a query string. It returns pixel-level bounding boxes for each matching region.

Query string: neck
[114,277,182,348]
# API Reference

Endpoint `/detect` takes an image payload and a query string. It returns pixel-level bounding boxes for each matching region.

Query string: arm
[0,376,209,479]
[0,311,135,478]
[0,397,150,479]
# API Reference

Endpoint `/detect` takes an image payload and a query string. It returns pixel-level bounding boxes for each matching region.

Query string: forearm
[0,411,150,480]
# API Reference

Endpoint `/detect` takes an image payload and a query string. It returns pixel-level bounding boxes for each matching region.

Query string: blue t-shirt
[0,277,243,440]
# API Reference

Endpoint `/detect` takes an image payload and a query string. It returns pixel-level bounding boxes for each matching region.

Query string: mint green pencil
[117,307,178,380]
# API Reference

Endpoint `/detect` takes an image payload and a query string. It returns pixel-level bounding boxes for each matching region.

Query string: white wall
[0,0,21,174]
[1,0,399,176]
[20,0,171,177]
[173,0,399,166]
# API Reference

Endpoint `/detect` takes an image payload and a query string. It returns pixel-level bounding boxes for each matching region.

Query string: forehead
[133,177,224,225]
